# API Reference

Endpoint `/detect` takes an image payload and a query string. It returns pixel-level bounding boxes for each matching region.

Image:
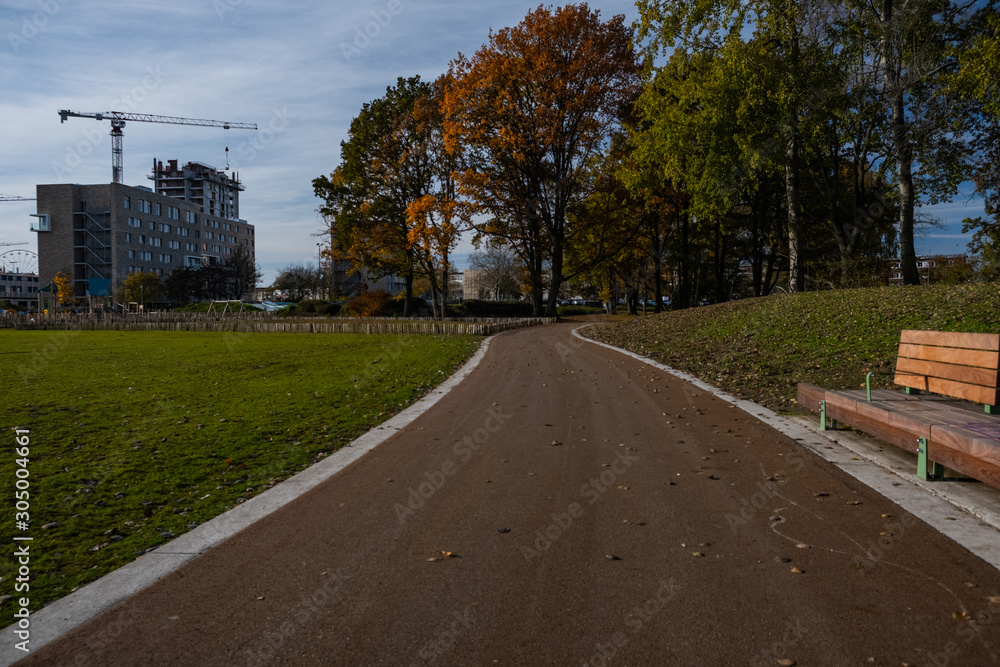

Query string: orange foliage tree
[443,3,640,316]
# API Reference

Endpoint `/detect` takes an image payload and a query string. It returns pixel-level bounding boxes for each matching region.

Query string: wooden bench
[798,330,1000,488]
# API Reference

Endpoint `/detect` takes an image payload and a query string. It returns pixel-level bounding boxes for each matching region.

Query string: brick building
[32,160,254,299]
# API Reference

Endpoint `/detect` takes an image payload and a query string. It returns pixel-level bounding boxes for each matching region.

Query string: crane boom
[58,110,257,130]
[57,109,257,183]
[0,195,35,201]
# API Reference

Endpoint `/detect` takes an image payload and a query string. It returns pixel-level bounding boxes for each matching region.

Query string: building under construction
[33,159,254,299]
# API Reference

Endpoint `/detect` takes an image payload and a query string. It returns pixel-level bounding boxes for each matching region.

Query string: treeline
[314,2,1000,317]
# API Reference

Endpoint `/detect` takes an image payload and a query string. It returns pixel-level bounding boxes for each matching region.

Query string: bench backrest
[895,330,1000,408]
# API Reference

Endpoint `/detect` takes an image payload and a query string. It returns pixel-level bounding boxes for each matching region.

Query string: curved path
[15,323,1000,665]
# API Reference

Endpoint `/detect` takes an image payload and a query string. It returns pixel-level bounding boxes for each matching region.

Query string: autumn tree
[52,269,73,307]
[314,77,434,316]
[444,3,641,316]
[405,75,470,318]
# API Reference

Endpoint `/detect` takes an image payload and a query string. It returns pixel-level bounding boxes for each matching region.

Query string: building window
[124,233,131,242]
[186,211,196,224]
[138,235,145,245]
[168,240,180,250]
[212,244,220,252]
[159,254,172,263]
[179,227,189,237]
[155,203,161,216]
[150,237,161,247]
[194,231,200,239]
[124,196,130,209]
[168,207,179,220]
[128,250,135,259]
[206,231,214,240]
[213,220,220,228]
[128,217,141,228]
[159,223,171,233]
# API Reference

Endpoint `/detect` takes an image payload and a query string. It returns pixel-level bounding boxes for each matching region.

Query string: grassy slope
[1,331,479,608]
[587,284,1000,410]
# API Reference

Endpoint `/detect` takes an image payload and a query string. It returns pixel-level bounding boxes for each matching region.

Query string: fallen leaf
[606,554,622,561]
[692,552,704,557]
[847,501,862,506]
[550,440,562,446]
[790,567,804,574]
[953,611,970,620]
[987,596,1000,605]
[795,543,810,550]
[881,513,895,518]
[814,492,829,498]
[778,660,796,666]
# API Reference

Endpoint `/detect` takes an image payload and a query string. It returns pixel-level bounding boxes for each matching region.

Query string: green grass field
[587,283,1000,411]
[1,330,479,609]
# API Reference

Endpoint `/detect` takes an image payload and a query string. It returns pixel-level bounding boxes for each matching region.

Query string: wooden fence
[2,312,552,336]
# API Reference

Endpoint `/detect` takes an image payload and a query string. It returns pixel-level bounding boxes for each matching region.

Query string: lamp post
[316,242,323,300]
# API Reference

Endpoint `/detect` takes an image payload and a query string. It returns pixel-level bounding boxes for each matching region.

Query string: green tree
[314,76,436,316]
[120,271,164,308]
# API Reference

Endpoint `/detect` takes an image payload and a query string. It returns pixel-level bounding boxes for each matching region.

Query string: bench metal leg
[917,438,944,481]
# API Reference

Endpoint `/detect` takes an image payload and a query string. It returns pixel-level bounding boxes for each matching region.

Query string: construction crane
[57,110,258,184]
[0,242,28,247]
[0,195,35,201]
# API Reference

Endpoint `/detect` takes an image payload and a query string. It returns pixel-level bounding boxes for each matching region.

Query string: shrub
[346,290,392,317]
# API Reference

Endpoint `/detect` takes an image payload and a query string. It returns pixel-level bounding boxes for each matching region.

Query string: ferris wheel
[0,249,38,275]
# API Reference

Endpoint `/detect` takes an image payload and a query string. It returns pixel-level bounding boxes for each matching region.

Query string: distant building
[32,159,255,299]
[889,254,970,284]
[0,271,39,309]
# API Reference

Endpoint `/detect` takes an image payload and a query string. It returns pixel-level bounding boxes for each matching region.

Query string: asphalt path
[17,323,1000,666]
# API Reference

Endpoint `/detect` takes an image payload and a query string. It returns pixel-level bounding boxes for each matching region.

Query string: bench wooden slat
[895,372,999,405]
[900,330,1000,351]
[898,343,1000,370]
[895,357,1000,388]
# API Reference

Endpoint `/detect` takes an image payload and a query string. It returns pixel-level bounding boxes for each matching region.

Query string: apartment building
[33,160,254,298]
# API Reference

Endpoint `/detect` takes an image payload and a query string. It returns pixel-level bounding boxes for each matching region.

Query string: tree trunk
[786,133,804,292]
[545,236,563,318]
[892,90,919,285]
[880,0,918,285]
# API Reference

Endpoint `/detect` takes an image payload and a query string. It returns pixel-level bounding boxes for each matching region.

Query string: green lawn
[587,283,1000,411]
[1,330,480,609]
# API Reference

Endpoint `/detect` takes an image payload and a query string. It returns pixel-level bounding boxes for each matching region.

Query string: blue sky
[0,0,984,283]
